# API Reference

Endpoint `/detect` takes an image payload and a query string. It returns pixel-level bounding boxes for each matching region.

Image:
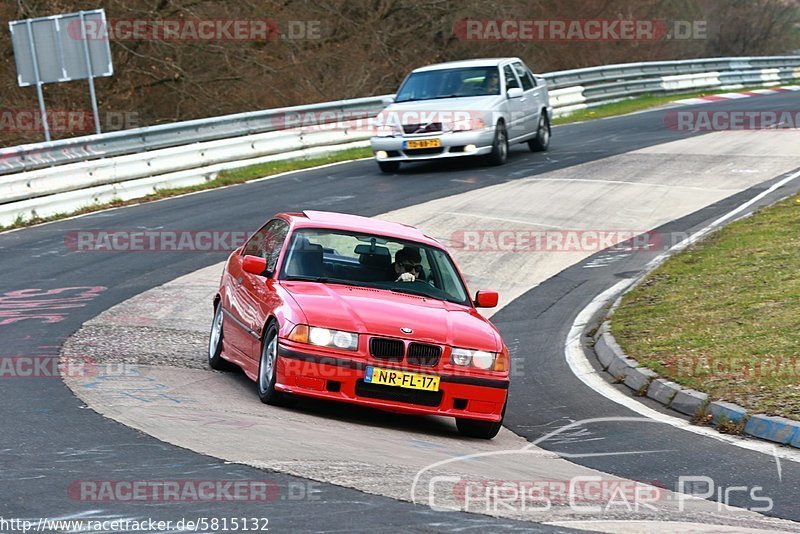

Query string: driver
[393,247,424,282]
[483,69,500,94]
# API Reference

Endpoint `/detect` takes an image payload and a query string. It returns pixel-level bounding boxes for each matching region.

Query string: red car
[209,210,509,438]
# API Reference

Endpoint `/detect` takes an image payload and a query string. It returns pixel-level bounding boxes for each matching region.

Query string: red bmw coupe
[209,210,509,438]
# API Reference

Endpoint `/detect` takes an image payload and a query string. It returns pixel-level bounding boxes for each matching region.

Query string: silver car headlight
[372,116,402,137]
[286,324,360,351]
[309,327,359,351]
[443,116,486,132]
[450,347,497,369]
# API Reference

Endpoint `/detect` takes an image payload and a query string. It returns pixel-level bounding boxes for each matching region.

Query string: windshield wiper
[390,286,442,300]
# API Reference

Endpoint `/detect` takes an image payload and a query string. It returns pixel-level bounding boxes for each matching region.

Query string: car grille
[403,147,445,156]
[369,337,405,362]
[355,380,443,407]
[406,343,441,367]
[402,122,442,135]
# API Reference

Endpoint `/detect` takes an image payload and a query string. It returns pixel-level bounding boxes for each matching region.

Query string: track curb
[592,322,800,449]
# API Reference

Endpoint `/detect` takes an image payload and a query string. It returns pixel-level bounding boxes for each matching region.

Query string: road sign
[9,9,114,141]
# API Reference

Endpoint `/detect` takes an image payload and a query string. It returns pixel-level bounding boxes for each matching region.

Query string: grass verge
[0,146,372,232]
[611,194,800,419]
[552,83,798,125]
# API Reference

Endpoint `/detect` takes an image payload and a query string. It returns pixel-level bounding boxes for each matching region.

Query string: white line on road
[441,211,566,229]
[527,177,739,193]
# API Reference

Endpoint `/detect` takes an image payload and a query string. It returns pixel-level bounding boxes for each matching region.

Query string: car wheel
[208,303,236,371]
[486,122,508,166]
[378,161,400,173]
[456,402,505,439]
[257,322,292,406]
[528,113,550,152]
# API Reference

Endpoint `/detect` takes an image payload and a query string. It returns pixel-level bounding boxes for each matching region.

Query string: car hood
[382,95,504,116]
[282,282,500,352]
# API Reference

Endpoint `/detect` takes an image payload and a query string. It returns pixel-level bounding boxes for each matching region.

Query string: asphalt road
[497,171,800,521]
[1,92,799,531]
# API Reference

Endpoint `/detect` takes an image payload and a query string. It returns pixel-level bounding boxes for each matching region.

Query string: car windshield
[395,66,501,102]
[279,228,471,306]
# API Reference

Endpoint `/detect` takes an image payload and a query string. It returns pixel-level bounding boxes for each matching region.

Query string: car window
[242,219,289,272]
[503,65,520,90]
[512,62,535,91]
[394,66,502,101]
[280,228,469,305]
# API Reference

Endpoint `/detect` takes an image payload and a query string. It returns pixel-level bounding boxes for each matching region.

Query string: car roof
[280,210,441,247]
[412,57,521,73]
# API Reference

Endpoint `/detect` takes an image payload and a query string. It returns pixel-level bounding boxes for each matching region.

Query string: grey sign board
[9,9,113,87]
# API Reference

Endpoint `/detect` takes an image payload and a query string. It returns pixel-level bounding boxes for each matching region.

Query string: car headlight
[444,117,486,132]
[371,117,402,137]
[450,347,497,369]
[289,324,359,351]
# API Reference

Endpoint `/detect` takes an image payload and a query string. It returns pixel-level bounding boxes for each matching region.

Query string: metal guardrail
[1,55,799,227]
[0,95,392,175]
[2,55,798,178]
[543,55,800,114]
[543,56,800,89]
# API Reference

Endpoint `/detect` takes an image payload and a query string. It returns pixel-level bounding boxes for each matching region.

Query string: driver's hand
[396,272,416,282]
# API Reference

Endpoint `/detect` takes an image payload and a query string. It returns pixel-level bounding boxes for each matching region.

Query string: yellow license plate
[404,138,442,150]
[365,366,440,391]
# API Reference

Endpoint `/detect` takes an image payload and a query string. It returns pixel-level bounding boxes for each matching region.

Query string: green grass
[552,83,799,125]
[0,147,372,232]
[611,195,800,419]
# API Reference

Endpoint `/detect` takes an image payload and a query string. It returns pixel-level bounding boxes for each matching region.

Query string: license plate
[404,138,442,150]
[365,366,440,391]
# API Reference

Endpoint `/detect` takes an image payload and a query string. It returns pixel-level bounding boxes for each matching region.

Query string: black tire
[208,303,236,371]
[485,122,508,166]
[528,112,550,152]
[378,161,400,173]
[257,322,293,406]
[456,402,505,439]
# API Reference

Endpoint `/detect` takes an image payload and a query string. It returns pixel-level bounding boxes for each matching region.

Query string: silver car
[371,58,552,173]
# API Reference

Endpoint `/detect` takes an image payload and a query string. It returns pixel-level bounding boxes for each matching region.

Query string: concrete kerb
[591,321,800,449]
[584,175,800,449]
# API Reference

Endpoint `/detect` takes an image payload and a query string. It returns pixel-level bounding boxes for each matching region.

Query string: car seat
[285,237,324,278]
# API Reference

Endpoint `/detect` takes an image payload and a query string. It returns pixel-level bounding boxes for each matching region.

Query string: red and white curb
[674,86,800,106]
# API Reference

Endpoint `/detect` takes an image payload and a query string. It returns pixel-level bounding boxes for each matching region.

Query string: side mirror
[242,255,270,277]
[507,87,524,99]
[475,290,499,308]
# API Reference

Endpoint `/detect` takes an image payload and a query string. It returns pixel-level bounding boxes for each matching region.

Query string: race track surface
[3,93,800,532]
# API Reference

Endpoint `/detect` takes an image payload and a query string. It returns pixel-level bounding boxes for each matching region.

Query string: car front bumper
[275,341,508,422]
[370,128,496,162]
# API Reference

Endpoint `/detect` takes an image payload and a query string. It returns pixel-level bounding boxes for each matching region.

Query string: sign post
[9,9,114,141]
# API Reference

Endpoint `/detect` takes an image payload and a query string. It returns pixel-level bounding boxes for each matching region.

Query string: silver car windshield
[279,228,471,306]
[395,67,501,102]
